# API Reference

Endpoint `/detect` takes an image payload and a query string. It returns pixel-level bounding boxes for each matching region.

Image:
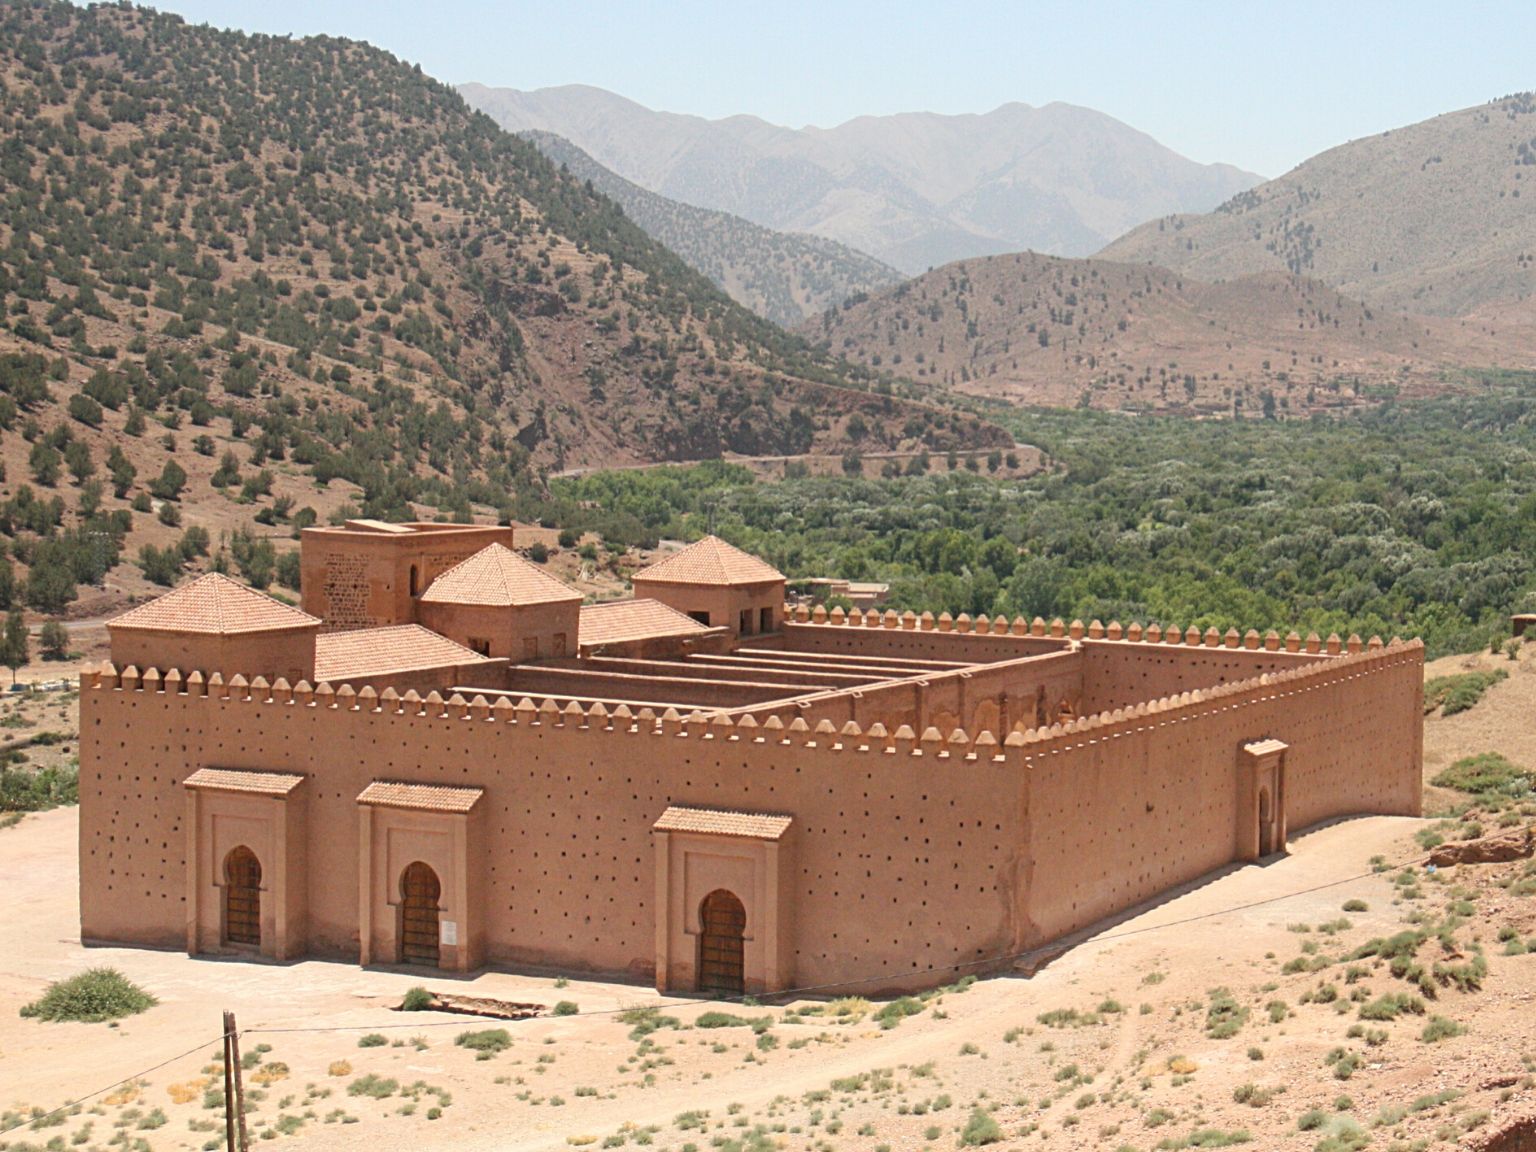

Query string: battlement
[79,635,1421,764]
[785,600,1383,657]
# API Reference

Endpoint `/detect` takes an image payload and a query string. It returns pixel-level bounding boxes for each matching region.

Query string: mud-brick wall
[779,623,1066,663]
[1021,643,1423,946]
[80,682,1029,993]
[1078,641,1327,715]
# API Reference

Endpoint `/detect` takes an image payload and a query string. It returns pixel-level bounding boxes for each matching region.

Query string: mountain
[804,251,1536,415]
[0,0,1008,617]
[459,84,1262,275]
[524,132,903,328]
[1100,95,1536,317]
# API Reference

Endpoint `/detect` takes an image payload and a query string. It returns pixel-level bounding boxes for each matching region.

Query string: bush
[1432,752,1532,796]
[1424,670,1507,716]
[38,620,70,660]
[1420,1015,1466,1043]
[454,1028,512,1054]
[400,987,434,1012]
[959,1107,1003,1146]
[553,1000,579,1016]
[356,1033,387,1047]
[20,967,156,1022]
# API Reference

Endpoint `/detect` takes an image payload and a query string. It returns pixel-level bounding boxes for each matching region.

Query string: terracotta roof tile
[631,536,784,587]
[184,767,305,796]
[315,625,493,682]
[109,573,318,635]
[357,781,484,813]
[653,805,793,840]
[419,543,581,606]
[579,599,715,648]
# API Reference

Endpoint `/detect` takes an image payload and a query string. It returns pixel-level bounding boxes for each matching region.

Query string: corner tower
[631,536,785,641]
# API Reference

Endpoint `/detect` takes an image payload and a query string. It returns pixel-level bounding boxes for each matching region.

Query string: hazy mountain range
[524,131,903,327]
[1101,94,1536,317]
[460,83,1262,275]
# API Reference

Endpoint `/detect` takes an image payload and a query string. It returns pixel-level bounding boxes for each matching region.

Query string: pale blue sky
[155,0,1534,177]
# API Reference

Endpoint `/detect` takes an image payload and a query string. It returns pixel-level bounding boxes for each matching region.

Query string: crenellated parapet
[783,600,1384,656]
[80,634,1421,767]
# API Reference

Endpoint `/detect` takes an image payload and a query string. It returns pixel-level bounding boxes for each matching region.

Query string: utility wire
[1,840,1439,1132]
[0,1033,226,1137]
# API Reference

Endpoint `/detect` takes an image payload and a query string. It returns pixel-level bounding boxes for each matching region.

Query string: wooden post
[222,1011,236,1152]
[226,1010,249,1152]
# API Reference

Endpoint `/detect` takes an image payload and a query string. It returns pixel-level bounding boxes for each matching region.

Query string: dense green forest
[534,394,1536,658]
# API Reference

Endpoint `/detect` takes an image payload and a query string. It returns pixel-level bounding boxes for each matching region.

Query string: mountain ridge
[523,130,904,327]
[460,83,1262,274]
[1099,94,1536,317]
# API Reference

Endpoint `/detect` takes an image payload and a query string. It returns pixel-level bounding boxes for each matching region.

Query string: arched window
[697,889,746,998]
[223,845,261,948]
[399,861,441,967]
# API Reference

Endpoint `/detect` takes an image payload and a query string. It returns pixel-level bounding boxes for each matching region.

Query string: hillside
[526,131,903,327]
[0,0,1007,618]
[1100,93,1536,317]
[460,83,1261,274]
[805,251,1536,414]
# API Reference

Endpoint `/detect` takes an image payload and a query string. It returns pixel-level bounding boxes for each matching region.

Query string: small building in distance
[80,528,1424,998]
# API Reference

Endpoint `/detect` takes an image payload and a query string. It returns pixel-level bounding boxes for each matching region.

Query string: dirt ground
[0,653,1533,1152]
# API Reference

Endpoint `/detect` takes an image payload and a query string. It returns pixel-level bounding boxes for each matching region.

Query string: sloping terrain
[806,251,1536,413]
[0,0,1007,616]
[526,131,903,327]
[1101,93,1536,317]
[461,83,1261,273]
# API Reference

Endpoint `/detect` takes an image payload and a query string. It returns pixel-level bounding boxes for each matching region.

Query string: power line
[0,1033,225,1138]
[2,840,1433,1131]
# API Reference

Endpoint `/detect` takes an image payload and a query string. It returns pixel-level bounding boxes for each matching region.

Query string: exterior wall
[632,579,785,640]
[1020,642,1423,947]
[77,628,1425,995]
[416,600,579,662]
[109,625,317,684]
[502,666,801,710]
[300,524,513,632]
[1078,640,1327,714]
[79,672,1027,993]
[779,620,1064,663]
[330,661,511,696]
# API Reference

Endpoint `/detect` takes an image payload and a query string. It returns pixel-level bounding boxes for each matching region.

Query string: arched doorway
[223,846,262,948]
[399,861,442,967]
[1258,788,1275,856]
[697,889,746,998]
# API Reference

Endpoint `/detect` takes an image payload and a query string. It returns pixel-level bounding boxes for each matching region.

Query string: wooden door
[399,861,441,967]
[697,889,746,998]
[223,846,261,948]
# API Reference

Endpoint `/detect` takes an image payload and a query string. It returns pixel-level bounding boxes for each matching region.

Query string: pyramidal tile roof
[631,536,784,587]
[109,573,318,635]
[418,544,581,607]
[314,625,493,683]
[578,598,715,648]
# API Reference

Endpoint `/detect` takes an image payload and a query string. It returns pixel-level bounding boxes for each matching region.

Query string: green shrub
[347,1074,398,1099]
[1432,752,1532,796]
[1424,670,1507,716]
[1420,1016,1466,1043]
[1204,988,1248,1039]
[553,1000,579,1016]
[357,1033,388,1048]
[454,1028,512,1054]
[959,1108,1003,1146]
[400,987,434,1012]
[19,967,156,1022]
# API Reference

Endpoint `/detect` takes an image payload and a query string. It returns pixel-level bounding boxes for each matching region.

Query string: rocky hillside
[0,0,1007,618]
[526,131,903,328]
[805,251,1536,415]
[1100,94,1536,317]
[461,83,1261,274]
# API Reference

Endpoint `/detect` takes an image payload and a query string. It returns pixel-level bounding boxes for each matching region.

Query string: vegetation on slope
[0,0,1004,613]
[526,131,904,328]
[535,392,1536,657]
[807,251,1536,414]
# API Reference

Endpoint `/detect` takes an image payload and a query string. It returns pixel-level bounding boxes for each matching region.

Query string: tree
[3,609,29,685]
[149,459,186,501]
[39,620,70,661]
